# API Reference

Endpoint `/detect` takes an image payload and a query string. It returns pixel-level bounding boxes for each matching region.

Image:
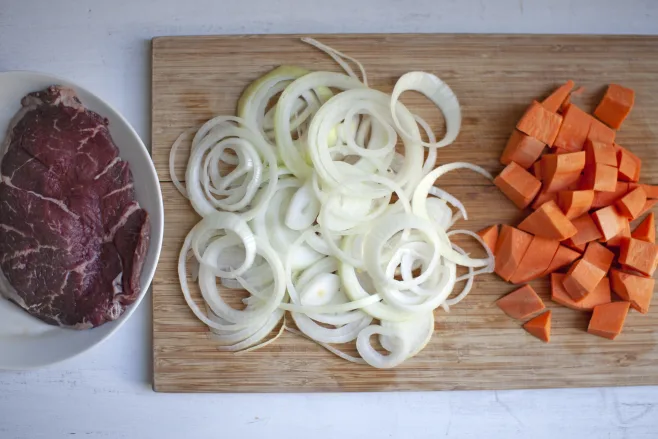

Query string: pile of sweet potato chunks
[481,81,656,343]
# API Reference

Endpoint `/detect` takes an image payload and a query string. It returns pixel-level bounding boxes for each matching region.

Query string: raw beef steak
[0,86,150,328]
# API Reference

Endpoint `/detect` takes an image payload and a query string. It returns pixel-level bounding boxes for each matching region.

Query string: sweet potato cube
[616,186,647,220]
[518,200,577,240]
[588,302,630,340]
[562,258,606,301]
[494,225,534,282]
[509,236,560,284]
[523,310,551,343]
[569,214,603,246]
[619,237,658,277]
[631,213,655,243]
[542,245,581,276]
[606,216,631,248]
[609,269,655,314]
[500,130,545,169]
[496,284,545,320]
[594,84,635,130]
[553,104,592,152]
[517,101,564,145]
[581,164,617,192]
[587,117,616,144]
[542,80,575,113]
[552,274,611,311]
[494,162,542,209]
[584,139,618,167]
[592,205,625,241]
[592,181,629,208]
[616,147,640,182]
[477,225,499,252]
[583,241,615,273]
[557,190,594,220]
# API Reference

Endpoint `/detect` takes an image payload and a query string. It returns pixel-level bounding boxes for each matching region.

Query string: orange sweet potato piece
[637,199,658,218]
[609,269,655,314]
[639,184,658,199]
[523,310,551,343]
[606,216,630,248]
[542,80,575,113]
[562,258,607,301]
[591,205,625,241]
[517,101,564,146]
[532,161,543,181]
[509,236,560,284]
[518,200,577,240]
[496,284,545,320]
[594,84,635,130]
[616,147,641,182]
[584,139,618,167]
[501,130,546,169]
[583,241,615,273]
[557,190,594,219]
[542,245,581,276]
[616,186,647,220]
[553,104,592,152]
[587,117,616,144]
[552,273,611,311]
[563,238,587,253]
[619,237,658,277]
[477,225,499,252]
[494,162,542,209]
[569,213,603,246]
[542,151,586,193]
[592,181,629,208]
[588,301,630,340]
[581,163,617,192]
[494,225,534,282]
[531,190,557,210]
[631,213,655,243]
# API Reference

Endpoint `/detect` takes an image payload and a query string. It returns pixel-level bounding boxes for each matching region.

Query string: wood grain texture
[152,34,658,393]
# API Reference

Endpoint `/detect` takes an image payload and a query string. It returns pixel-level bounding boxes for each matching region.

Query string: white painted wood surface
[0,0,657,437]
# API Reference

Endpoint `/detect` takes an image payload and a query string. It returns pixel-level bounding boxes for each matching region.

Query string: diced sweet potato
[639,184,658,199]
[496,284,545,320]
[509,236,560,284]
[581,163,617,192]
[616,147,640,182]
[557,190,594,220]
[594,84,635,130]
[517,101,563,145]
[637,199,658,218]
[606,216,630,248]
[619,237,658,277]
[542,80,575,113]
[532,161,543,181]
[552,274,611,311]
[562,258,606,302]
[583,241,615,273]
[553,104,592,152]
[569,213,603,246]
[587,117,616,144]
[542,152,586,193]
[563,238,587,253]
[531,190,558,210]
[609,269,655,314]
[588,301,630,340]
[501,130,546,169]
[631,213,655,243]
[616,186,647,220]
[494,225,534,282]
[592,182,629,208]
[591,205,625,241]
[523,310,551,343]
[584,139,618,167]
[477,225,499,252]
[542,245,581,276]
[518,200,577,240]
[494,162,542,209]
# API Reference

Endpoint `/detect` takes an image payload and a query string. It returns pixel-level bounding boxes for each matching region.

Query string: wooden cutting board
[152,34,658,393]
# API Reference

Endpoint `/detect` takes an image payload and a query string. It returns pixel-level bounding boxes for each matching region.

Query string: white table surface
[1,1,658,438]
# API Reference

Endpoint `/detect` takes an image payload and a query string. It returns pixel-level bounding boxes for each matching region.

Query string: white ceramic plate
[0,71,163,369]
